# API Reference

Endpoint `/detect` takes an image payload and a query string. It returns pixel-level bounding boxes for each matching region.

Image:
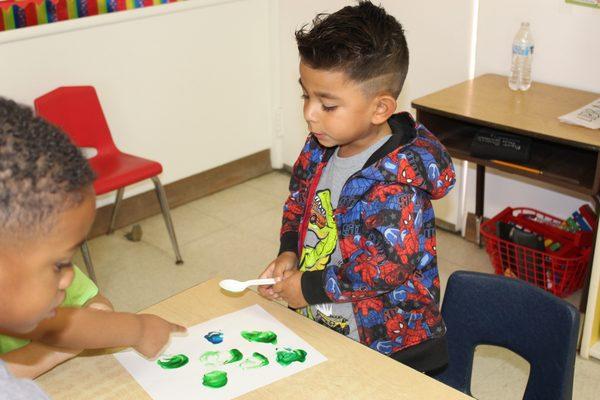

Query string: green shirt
[0,266,98,354]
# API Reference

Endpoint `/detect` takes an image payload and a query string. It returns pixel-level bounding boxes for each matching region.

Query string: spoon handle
[245,278,276,287]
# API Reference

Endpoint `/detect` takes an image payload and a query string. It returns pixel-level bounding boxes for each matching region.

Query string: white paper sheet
[558,98,600,129]
[114,304,327,400]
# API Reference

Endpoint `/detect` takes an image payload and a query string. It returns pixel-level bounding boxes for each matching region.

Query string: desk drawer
[417,110,599,196]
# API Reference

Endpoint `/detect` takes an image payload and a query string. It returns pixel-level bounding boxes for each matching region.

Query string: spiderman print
[279,113,455,355]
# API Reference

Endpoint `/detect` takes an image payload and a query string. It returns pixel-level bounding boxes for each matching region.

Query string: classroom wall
[0,0,275,207]
[3,0,597,223]
[468,0,600,219]
[277,0,476,227]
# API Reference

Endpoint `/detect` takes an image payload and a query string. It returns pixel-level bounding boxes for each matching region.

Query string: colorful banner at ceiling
[0,0,181,32]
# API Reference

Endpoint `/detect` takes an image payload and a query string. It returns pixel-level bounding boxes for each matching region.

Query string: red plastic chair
[35,86,183,283]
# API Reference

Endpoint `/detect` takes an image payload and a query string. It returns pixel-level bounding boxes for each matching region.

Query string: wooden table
[36,278,471,399]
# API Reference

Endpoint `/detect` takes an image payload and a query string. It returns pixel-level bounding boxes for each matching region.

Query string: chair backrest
[34,86,118,156]
[434,271,579,400]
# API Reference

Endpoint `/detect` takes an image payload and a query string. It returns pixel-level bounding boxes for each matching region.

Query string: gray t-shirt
[299,135,390,341]
[0,361,49,400]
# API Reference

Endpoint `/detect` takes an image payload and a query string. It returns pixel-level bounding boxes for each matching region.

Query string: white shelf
[580,228,600,358]
[590,341,600,360]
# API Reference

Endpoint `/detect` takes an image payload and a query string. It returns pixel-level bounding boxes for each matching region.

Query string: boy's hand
[272,270,308,309]
[258,251,298,300]
[133,314,187,359]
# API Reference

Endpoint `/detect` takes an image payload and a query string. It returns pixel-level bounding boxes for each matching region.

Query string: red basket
[480,207,592,298]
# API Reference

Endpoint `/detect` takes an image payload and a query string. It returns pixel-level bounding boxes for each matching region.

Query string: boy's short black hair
[0,97,95,239]
[296,0,409,98]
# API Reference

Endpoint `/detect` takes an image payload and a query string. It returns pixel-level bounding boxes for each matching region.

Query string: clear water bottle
[508,22,534,91]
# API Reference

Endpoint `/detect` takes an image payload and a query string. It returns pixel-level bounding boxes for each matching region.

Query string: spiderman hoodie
[279,112,456,359]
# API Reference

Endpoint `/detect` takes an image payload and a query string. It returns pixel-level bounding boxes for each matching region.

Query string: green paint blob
[251,352,270,367]
[241,330,278,344]
[156,354,189,369]
[225,349,243,364]
[240,352,270,370]
[202,370,228,388]
[199,351,222,366]
[276,348,307,366]
[199,349,243,366]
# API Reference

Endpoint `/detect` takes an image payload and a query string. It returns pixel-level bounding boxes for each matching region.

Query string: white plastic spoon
[219,278,277,293]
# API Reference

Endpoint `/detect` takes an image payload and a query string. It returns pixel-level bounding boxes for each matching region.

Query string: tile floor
[74,171,600,400]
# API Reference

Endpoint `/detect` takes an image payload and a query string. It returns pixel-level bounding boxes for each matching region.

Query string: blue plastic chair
[433,271,579,400]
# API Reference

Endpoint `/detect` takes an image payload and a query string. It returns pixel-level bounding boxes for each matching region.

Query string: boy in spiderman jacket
[258,1,455,374]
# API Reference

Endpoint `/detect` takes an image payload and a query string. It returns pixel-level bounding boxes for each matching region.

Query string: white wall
[3,0,595,223]
[278,0,476,228]
[469,0,600,219]
[0,0,274,207]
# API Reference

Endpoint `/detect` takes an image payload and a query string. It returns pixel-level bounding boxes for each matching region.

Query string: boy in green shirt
[0,97,186,397]
[0,266,112,378]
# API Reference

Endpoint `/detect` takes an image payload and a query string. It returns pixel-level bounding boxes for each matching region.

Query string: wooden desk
[412,74,600,310]
[36,279,471,399]
[412,74,600,211]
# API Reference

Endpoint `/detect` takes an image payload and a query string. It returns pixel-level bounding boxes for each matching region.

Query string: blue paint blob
[204,331,224,344]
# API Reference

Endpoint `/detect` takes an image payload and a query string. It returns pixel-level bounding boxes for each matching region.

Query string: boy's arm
[0,293,115,379]
[0,308,185,359]
[302,186,425,304]
[0,342,80,379]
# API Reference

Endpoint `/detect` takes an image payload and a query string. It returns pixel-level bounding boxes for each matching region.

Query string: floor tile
[470,345,530,400]
[188,182,282,224]
[181,227,279,283]
[237,207,284,244]
[243,171,291,203]
[135,201,229,253]
[437,229,494,272]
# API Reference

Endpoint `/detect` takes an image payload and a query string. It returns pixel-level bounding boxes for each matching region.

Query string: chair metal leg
[108,187,125,234]
[151,176,184,265]
[80,240,98,283]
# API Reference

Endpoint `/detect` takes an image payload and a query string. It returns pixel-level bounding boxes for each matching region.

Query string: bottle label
[513,44,534,56]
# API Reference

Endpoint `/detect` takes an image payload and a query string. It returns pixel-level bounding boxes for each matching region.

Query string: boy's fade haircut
[295,0,409,98]
[0,97,95,239]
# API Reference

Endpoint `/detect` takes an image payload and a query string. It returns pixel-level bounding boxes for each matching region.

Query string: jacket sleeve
[418,131,456,200]
[302,185,427,304]
[279,135,315,256]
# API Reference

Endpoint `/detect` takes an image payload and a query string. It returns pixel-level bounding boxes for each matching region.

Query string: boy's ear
[371,94,397,125]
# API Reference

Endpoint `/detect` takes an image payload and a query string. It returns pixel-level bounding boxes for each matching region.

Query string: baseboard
[89,150,272,239]
[435,218,457,233]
